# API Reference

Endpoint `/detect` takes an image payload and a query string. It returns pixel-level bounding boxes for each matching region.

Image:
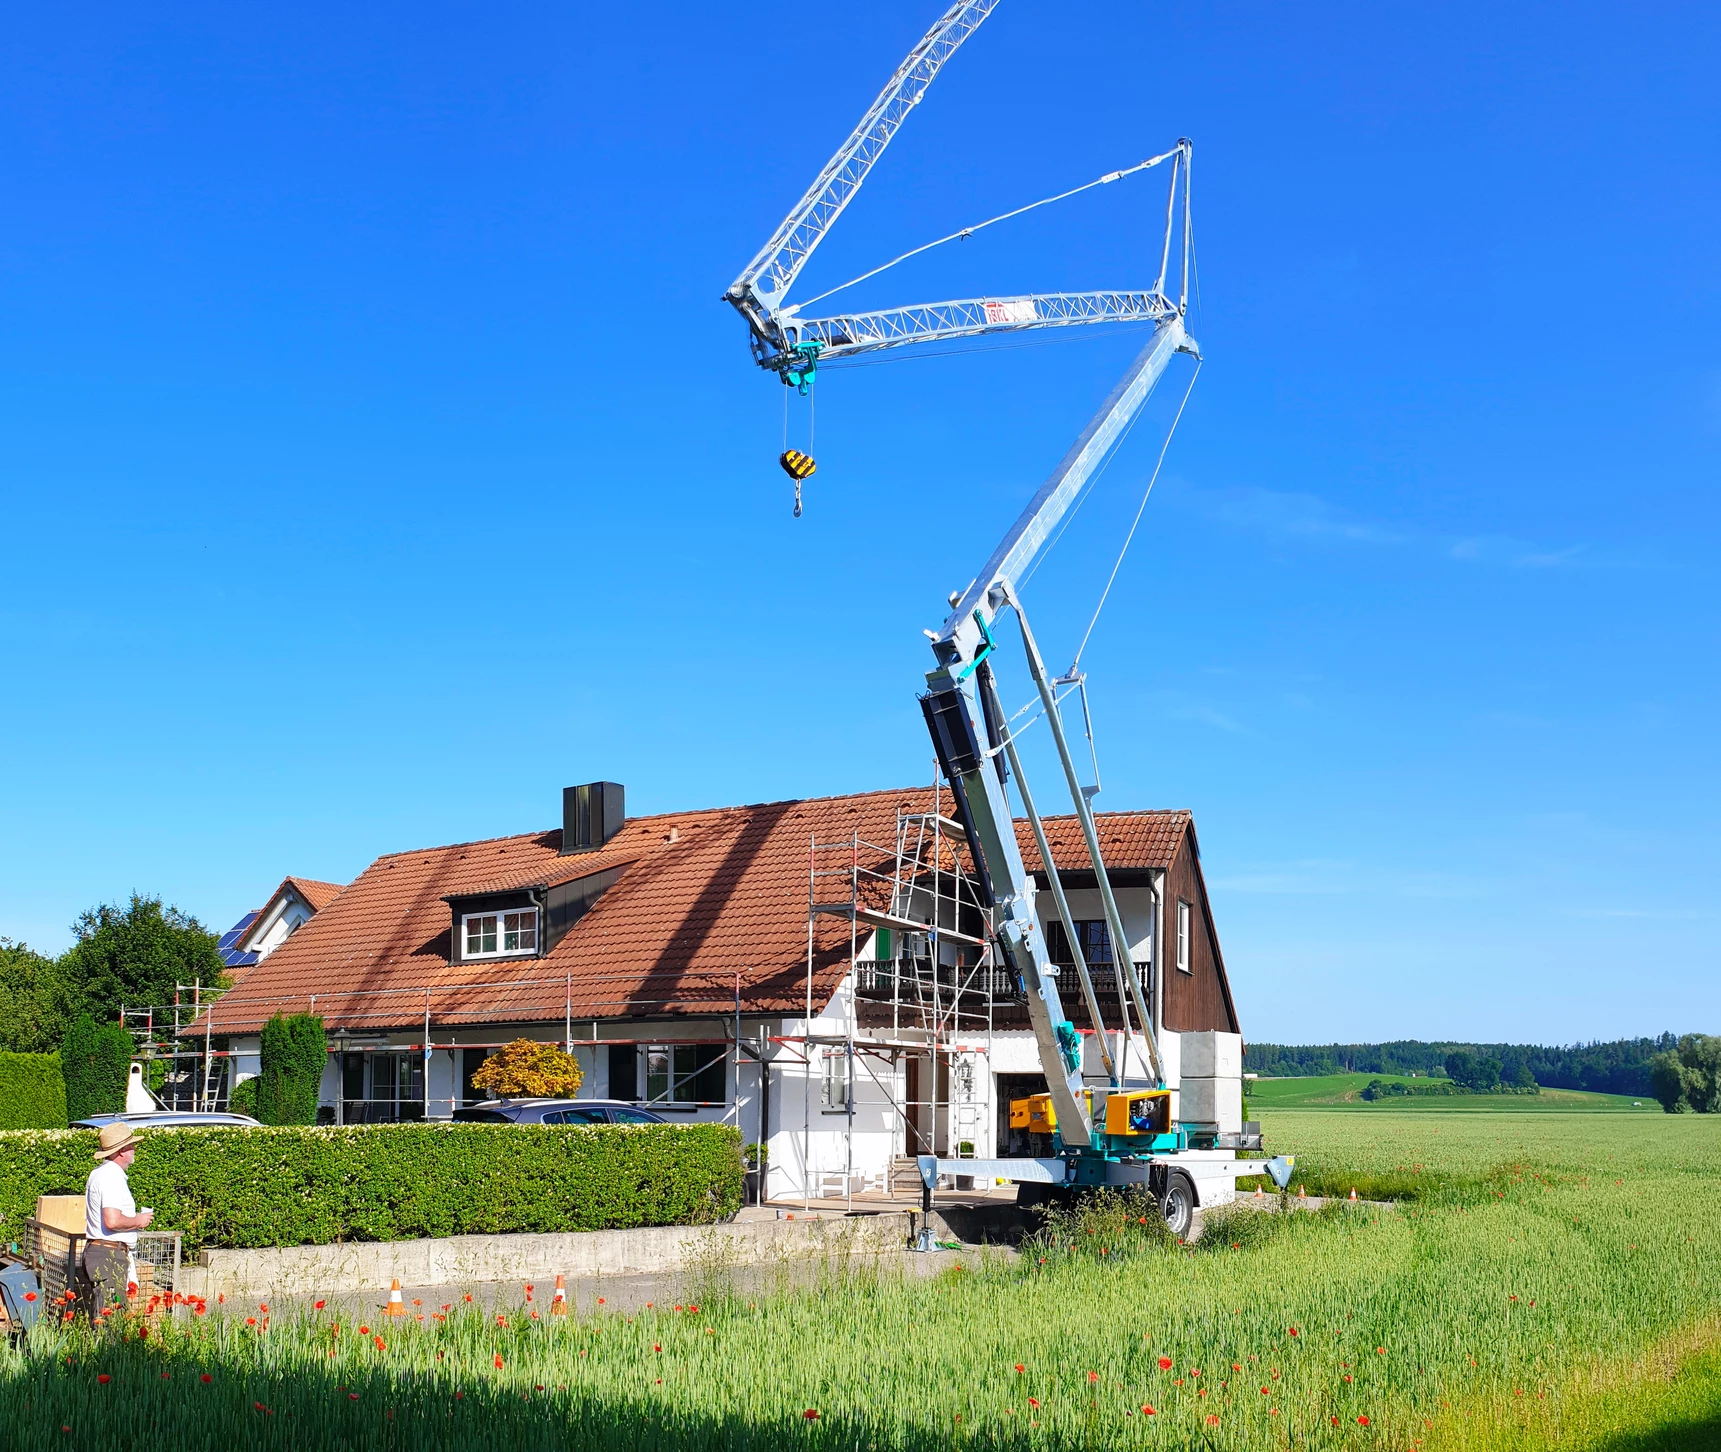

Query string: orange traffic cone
[1297,1185,1306,1199]
[1348,1188,1358,1202]
[384,1279,406,1317]
[1253,1185,1263,1198]
[551,1274,568,1317]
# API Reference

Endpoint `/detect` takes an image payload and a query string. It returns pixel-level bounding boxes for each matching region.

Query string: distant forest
[1243,1036,1678,1098]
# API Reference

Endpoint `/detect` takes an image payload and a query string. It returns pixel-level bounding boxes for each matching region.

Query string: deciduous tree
[469,1038,583,1098]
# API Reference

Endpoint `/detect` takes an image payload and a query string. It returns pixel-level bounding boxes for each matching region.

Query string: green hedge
[255,1013,325,1125]
[60,1014,130,1121]
[0,1052,67,1129]
[0,1123,743,1252]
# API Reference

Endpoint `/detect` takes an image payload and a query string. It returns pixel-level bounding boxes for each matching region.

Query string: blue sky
[2,2,1716,1044]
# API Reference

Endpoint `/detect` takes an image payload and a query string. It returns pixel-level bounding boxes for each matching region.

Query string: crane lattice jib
[724,0,1000,343]
[767,290,1176,368]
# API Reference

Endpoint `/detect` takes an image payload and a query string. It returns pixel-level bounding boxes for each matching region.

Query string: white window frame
[1176,899,1192,974]
[820,1046,851,1111]
[462,907,539,959]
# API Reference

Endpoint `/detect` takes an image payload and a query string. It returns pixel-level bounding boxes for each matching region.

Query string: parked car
[71,1111,262,1129]
[450,1098,667,1125]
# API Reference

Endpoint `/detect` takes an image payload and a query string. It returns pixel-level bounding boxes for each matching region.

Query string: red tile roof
[286,877,346,913]
[193,788,1192,1036]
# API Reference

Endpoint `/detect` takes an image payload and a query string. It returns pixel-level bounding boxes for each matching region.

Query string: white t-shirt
[85,1160,138,1248]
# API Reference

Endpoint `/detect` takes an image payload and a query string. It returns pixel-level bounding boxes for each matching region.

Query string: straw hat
[93,1122,138,1161]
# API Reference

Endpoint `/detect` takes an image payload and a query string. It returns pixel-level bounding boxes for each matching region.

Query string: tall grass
[3,1110,1717,1450]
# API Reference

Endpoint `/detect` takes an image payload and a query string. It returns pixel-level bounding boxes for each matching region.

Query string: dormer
[237,877,345,963]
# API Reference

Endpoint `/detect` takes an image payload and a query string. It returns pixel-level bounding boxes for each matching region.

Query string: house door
[904,1057,930,1154]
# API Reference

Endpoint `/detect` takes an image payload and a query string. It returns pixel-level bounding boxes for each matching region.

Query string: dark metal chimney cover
[561,782,625,855]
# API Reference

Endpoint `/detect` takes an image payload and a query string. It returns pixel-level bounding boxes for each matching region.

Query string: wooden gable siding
[1161,824,1240,1035]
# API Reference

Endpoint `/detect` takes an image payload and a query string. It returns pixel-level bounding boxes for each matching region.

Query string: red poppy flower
[97,1374,111,1385]
[23,1292,36,1302]
[464,1293,473,1302]
[1357,1415,1370,1426]
[161,1372,170,1380]
[803,1409,820,1421]
[1014,1364,1025,1373]
[314,1300,325,1309]
[654,1344,662,1353]
[200,1374,212,1384]
[350,1393,360,1401]
[1158,1356,1173,1370]
[597,1297,605,1305]
[1331,1416,1340,1427]
[1288,1327,1299,1337]
[496,1315,508,1328]
[1088,1371,1099,1383]
[1344,1374,1353,1383]
[1261,1387,1270,1395]
[373,1336,386,1351]
[494,1354,504,1370]
[1204,1415,1219,1425]
[1376,1347,1386,1355]
[254,1402,271,1415]
[359,1325,370,1335]
[1141,1405,1156,1416]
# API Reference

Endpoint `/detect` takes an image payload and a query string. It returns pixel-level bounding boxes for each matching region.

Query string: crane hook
[780,449,816,518]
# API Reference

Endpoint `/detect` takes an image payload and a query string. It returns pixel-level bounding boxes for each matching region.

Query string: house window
[1176,900,1192,974]
[821,1047,850,1111]
[1044,919,1114,975]
[463,908,538,958]
[643,1044,726,1105]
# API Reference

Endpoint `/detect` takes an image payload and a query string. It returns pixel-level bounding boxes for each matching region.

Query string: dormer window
[463,908,538,958]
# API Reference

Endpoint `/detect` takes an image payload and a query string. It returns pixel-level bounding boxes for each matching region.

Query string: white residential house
[193,782,1242,1203]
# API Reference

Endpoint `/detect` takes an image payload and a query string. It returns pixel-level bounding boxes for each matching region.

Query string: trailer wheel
[1161,1170,1196,1239]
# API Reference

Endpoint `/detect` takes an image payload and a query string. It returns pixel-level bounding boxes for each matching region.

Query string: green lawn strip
[1249,1073,1656,1113]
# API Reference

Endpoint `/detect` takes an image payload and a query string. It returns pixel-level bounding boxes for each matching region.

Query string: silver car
[72,1111,262,1129]
[450,1098,667,1125]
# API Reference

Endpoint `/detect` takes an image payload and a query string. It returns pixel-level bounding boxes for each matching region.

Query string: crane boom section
[932,317,1190,668]
[724,1,1000,348]
[765,289,1175,369]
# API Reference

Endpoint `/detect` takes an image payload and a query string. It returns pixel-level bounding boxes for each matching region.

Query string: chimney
[561,782,625,855]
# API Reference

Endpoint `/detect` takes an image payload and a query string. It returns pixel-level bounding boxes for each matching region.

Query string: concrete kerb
[178,1212,920,1303]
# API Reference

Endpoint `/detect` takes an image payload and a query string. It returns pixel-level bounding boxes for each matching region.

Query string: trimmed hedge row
[0,1052,67,1129]
[0,1123,743,1252]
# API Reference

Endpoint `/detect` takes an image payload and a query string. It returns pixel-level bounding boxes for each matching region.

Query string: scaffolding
[119,981,228,1111]
[787,802,1018,1210]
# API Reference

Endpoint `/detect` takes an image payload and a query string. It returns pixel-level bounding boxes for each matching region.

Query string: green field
[4,1103,1718,1451]
[1249,1072,1658,1112]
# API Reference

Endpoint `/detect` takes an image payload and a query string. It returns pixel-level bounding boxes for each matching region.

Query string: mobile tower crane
[724,1,1293,1233]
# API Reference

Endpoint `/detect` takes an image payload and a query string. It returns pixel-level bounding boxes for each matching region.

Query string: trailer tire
[1161,1169,1197,1239]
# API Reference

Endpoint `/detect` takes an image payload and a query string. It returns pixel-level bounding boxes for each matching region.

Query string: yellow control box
[1009,1090,1097,1134]
[1104,1088,1173,1138]
[1009,1092,1057,1133]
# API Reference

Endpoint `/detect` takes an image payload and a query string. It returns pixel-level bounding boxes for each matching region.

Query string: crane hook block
[780,449,817,482]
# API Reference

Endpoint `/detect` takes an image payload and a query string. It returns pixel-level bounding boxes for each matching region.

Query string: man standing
[83,1123,153,1321]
